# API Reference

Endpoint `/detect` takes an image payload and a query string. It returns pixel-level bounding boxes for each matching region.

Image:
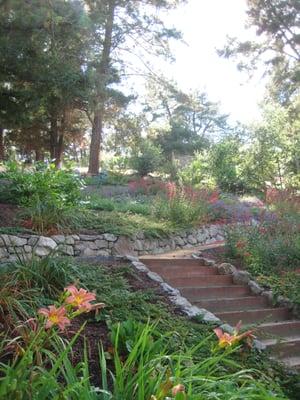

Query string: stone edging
[126,254,265,350]
[0,224,225,263]
[227,264,299,318]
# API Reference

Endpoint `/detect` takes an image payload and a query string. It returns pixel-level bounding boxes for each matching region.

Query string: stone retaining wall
[0,224,225,263]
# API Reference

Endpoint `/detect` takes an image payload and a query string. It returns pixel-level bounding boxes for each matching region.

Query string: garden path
[141,250,300,372]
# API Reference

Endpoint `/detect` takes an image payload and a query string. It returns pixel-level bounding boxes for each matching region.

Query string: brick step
[256,320,300,338]
[148,265,218,277]
[142,258,204,268]
[166,275,233,287]
[180,285,251,300]
[261,337,300,359]
[194,296,269,312]
[215,307,291,325]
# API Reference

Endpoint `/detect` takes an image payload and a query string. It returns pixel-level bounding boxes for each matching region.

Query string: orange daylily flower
[172,384,186,396]
[214,321,255,348]
[38,305,70,331]
[64,285,96,312]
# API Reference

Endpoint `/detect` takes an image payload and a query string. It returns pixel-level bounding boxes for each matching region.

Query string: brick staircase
[142,257,300,370]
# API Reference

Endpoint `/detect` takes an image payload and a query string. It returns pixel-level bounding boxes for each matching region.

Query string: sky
[159,0,266,124]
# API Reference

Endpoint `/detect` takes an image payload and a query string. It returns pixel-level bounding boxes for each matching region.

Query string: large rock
[248,280,263,295]
[196,233,207,243]
[79,234,99,241]
[94,239,108,249]
[174,236,185,246]
[37,236,57,250]
[103,233,117,242]
[4,235,27,247]
[113,237,135,255]
[51,235,66,244]
[35,247,51,257]
[233,270,251,284]
[187,235,197,245]
[134,240,144,251]
[28,236,39,246]
[65,236,75,245]
[82,247,98,257]
[0,248,9,258]
[218,263,237,275]
[208,225,219,237]
[58,245,74,256]
[147,271,164,283]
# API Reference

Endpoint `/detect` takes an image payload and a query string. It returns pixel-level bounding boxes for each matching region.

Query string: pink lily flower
[64,285,96,312]
[38,305,70,330]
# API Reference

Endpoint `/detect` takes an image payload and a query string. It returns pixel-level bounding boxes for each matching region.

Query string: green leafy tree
[0,0,89,165]
[85,0,184,175]
[145,80,229,158]
[129,139,163,176]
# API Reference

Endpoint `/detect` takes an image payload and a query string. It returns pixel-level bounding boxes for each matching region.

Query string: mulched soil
[0,203,20,227]
[65,258,184,387]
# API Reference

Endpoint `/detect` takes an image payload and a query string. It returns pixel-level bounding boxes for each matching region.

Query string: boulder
[217,263,237,275]
[113,237,135,255]
[51,235,66,244]
[248,280,263,295]
[233,270,251,284]
[37,236,57,250]
[103,233,117,242]
[94,239,108,249]
[187,235,197,245]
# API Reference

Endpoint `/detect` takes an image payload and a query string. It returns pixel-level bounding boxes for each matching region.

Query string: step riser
[143,259,204,267]
[194,297,269,312]
[149,266,218,277]
[257,322,300,338]
[215,309,290,325]
[167,276,233,287]
[181,286,250,299]
[157,271,219,280]
[267,341,300,359]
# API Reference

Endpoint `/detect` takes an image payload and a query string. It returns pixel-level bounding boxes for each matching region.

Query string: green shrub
[1,163,82,206]
[178,151,216,189]
[0,163,83,233]
[129,140,163,177]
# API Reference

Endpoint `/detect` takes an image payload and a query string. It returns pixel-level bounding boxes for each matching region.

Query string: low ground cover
[0,164,265,237]
[0,255,298,399]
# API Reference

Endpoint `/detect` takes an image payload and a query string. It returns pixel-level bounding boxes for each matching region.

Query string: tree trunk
[88,0,116,175]
[50,116,64,168]
[88,112,103,174]
[0,128,4,161]
[35,149,44,162]
[54,133,64,169]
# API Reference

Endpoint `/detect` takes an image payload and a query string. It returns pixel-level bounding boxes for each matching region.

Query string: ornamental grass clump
[152,183,213,227]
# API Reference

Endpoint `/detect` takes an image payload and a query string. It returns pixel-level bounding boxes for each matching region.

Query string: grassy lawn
[0,255,299,399]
